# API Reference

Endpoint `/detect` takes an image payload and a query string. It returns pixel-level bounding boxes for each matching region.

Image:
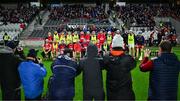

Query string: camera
[150,51,158,57]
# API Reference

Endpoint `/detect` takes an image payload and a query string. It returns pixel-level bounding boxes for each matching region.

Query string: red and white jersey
[80,34,85,43]
[81,42,88,52]
[96,42,102,52]
[59,44,66,51]
[97,33,106,45]
[68,43,74,50]
[85,34,91,43]
[74,43,82,52]
[44,43,51,51]
[48,36,53,43]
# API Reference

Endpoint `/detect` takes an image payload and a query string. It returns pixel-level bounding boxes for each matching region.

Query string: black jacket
[0,46,21,90]
[103,50,136,100]
[79,44,105,100]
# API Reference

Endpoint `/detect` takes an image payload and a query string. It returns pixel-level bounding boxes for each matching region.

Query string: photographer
[140,40,180,100]
[18,49,47,100]
[48,48,80,100]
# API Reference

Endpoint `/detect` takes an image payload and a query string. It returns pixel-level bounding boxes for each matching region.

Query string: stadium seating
[0,23,21,31]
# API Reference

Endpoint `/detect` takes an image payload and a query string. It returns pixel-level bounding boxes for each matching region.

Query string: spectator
[48,48,80,100]
[128,31,135,57]
[0,41,22,100]
[140,40,180,100]
[79,43,105,100]
[3,33,11,45]
[18,49,47,100]
[135,32,145,60]
[103,33,136,100]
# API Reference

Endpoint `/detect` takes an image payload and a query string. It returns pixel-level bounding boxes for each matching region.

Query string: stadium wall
[20,39,44,47]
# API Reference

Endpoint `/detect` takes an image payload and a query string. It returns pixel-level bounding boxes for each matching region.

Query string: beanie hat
[112,34,124,48]
[116,30,120,34]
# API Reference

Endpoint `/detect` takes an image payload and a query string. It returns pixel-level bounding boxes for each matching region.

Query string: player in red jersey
[59,40,67,55]
[47,32,53,44]
[85,31,91,44]
[96,40,102,54]
[79,31,85,43]
[97,30,106,45]
[67,42,74,57]
[81,39,89,58]
[41,39,52,60]
[68,42,74,51]
[73,41,82,61]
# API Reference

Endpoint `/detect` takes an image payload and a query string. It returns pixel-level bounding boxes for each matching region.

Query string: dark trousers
[4,40,9,46]
[48,88,74,100]
[1,87,21,100]
[107,86,135,100]
[83,91,105,101]
[25,94,42,101]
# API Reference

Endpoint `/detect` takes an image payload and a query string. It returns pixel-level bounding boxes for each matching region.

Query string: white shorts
[129,44,135,48]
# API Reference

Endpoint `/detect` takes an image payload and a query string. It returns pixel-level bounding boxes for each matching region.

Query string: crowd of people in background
[49,5,108,21]
[115,4,180,27]
[0,5,39,24]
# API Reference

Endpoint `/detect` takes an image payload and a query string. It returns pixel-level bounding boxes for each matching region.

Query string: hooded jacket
[148,53,180,100]
[103,49,136,100]
[79,43,105,100]
[0,46,22,100]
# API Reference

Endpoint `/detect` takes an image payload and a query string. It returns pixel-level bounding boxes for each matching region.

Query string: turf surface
[0,47,180,100]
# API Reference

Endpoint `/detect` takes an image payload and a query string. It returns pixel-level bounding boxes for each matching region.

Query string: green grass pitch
[0,47,180,100]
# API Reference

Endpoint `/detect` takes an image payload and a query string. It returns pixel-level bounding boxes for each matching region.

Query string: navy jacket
[149,53,180,100]
[48,55,79,100]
